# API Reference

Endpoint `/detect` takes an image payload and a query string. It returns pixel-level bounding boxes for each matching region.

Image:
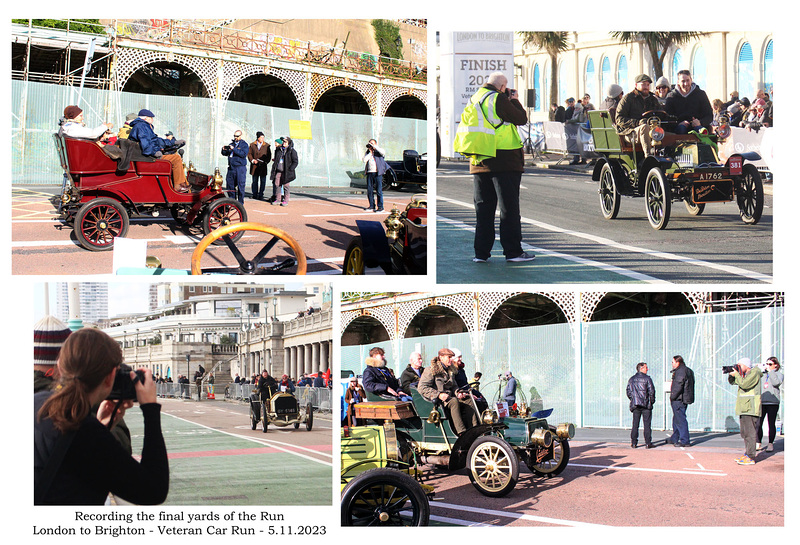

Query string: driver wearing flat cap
[417,348,479,434]
[615,74,661,154]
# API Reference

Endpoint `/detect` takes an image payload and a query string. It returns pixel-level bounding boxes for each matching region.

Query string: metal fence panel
[12,80,427,186]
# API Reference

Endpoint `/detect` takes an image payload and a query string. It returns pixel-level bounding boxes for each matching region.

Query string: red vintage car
[53,133,247,251]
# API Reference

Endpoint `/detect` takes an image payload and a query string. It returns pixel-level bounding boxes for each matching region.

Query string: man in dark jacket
[399,352,424,393]
[128,109,188,192]
[615,74,661,154]
[248,132,272,200]
[668,355,695,447]
[665,70,713,134]
[221,130,249,204]
[626,362,656,448]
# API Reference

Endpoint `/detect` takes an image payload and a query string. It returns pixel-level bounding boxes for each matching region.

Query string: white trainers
[506,251,535,262]
[472,257,488,263]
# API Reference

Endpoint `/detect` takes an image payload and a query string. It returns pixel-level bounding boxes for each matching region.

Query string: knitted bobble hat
[33,315,71,366]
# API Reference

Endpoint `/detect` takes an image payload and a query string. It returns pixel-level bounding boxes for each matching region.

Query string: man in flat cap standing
[615,74,661,155]
[417,348,479,434]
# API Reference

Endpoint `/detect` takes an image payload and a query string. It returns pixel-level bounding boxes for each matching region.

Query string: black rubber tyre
[527,439,571,477]
[306,403,314,431]
[342,236,365,275]
[74,198,130,251]
[598,163,621,220]
[250,407,258,431]
[261,403,269,433]
[341,468,430,526]
[645,167,671,230]
[738,164,764,225]
[466,435,519,497]
[201,197,247,245]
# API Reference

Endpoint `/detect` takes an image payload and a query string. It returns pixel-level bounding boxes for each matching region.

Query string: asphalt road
[436,161,773,284]
[11,185,418,275]
[424,432,784,527]
[126,397,333,505]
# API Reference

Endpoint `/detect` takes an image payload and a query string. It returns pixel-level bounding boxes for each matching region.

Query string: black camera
[108,364,146,401]
[366,143,374,150]
[505,88,517,98]
[722,364,739,374]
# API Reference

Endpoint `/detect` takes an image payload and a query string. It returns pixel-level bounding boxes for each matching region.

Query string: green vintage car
[589,109,764,230]
[346,387,574,499]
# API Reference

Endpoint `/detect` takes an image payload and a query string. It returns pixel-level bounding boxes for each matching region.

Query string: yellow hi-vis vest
[453,87,523,165]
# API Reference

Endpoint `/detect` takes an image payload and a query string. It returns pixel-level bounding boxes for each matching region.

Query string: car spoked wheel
[527,439,571,477]
[202,198,247,244]
[737,164,764,225]
[341,468,430,526]
[342,236,365,275]
[75,198,130,251]
[598,163,620,220]
[645,167,671,230]
[466,436,519,497]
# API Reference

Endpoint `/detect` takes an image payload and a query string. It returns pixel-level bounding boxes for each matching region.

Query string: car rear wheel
[250,407,258,430]
[343,236,365,275]
[467,435,519,497]
[202,198,247,244]
[598,163,621,220]
[341,468,430,526]
[527,438,570,477]
[737,164,764,225]
[645,167,671,230]
[75,198,130,251]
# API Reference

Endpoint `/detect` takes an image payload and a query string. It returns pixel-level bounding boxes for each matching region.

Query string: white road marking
[569,462,726,476]
[438,195,772,282]
[437,215,666,283]
[161,412,332,465]
[431,501,609,527]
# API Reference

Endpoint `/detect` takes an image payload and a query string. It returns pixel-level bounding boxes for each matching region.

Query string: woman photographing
[34,328,169,505]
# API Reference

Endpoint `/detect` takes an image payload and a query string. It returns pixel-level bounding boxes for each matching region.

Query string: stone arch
[380,85,427,118]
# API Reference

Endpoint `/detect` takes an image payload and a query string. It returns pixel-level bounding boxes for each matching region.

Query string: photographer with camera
[453,72,533,264]
[362,139,388,212]
[727,357,763,465]
[34,328,169,505]
[221,130,249,204]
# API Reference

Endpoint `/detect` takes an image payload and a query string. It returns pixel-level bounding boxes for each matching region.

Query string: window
[737,42,754,99]
[617,55,628,91]
[601,56,612,99]
[692,46,707,91]
[764,40,773,97]
[558,60,567,104]
[532,63,542,111]
[585,58,597,106]
[671,49,683,83]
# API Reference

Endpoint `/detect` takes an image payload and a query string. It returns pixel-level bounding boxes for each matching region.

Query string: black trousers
[757,404,780,444]
[473,171,523,260]
[631,406,652,445]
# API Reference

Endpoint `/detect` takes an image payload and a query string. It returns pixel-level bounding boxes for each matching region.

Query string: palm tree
[518,32,570,110]
[610,32,705,79]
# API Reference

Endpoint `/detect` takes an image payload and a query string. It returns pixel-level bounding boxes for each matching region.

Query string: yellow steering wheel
[191,221,307,275]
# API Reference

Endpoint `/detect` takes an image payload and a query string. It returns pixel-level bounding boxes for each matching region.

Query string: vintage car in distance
[249,388,313,433]
[342,194,426,275]
[383,149,427,191]
[588,110,764,230]
[53,133,246,251]
[356,386,574,498]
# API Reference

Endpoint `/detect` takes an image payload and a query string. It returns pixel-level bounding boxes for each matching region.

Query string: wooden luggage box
[355,400,416,420]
